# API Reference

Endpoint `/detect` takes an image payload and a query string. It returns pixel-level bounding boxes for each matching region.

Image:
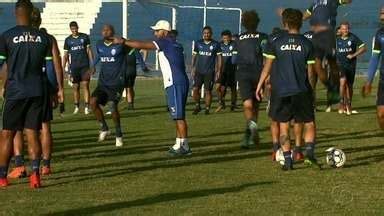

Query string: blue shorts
[166,84,188,120]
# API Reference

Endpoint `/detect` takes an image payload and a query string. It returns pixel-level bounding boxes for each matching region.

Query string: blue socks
[273,143,280,152]
[305,142,316,160]
[43,159,51,168]
[283,151,293,168]
[0,166,8,178]
[31,159,41,175]
[14,155,25,167]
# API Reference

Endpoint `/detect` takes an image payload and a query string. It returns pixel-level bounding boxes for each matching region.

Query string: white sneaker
[98,130,110,142]
[351,110,359,114]
[115,137,123,147]
[85,107,90,115]
[73,107,79,114]
[346,109,352,116]
[105,111,112,115]
[325,106,332,113]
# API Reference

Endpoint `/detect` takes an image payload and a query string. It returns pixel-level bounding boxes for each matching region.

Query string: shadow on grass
[54,142,268,174]
[316,129,384,144]
[46,181,275,216]
[48,150,269,186]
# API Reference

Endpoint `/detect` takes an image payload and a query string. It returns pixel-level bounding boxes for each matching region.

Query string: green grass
[0,78,383,215]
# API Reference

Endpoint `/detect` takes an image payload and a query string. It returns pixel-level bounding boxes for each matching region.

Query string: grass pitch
[0,78,383,215]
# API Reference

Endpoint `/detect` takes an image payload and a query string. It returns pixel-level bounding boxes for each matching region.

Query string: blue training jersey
[193,39,222,74]
[264,34,315,97]
[95,40,127,87]
[373,27,384,82]
[220,41,236,72]
[153,37,189,88]
[336,33,365,70]
[0,25,52,100]
[64,33,90,69]
[306,0,348,29]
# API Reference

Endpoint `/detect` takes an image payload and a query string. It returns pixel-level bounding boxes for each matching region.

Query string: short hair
[241,10,260,31]
[202,26,212,33]
[69,21,78,28]
[221,30,232,36]
[282,8,303,30]
[103,24,115,34]
[15,0,33,14]
[31,7,41,28]
[339,21,350,27]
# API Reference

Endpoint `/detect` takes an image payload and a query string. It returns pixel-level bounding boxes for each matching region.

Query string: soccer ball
[275,149,285,165]
[325,148,346,168]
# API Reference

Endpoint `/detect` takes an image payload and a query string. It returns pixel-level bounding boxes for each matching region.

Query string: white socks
[172,138,189,150]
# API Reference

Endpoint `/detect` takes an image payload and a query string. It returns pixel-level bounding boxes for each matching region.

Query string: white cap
[150,20,171,31]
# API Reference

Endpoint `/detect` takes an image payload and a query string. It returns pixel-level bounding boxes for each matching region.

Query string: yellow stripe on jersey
[216,52,222,55]
[358,43,365,49]
[0,55,6,59]
[45,56,53,60]
[263,53,276,59]
[232,51,238,54]
[373,49,381,54]
[307,60,315,65]
[306,9,312,15]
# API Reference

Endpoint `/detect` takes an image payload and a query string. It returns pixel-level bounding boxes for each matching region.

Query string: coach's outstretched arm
[113,37,157,50]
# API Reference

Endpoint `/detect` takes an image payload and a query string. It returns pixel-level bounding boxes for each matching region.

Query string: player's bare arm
[255,58,274,101]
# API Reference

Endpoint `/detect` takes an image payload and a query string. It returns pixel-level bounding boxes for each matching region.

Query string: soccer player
[336,21,366,115]
[62,21,94,115]
[215,30,237,112]
[7,7,64,178]
[0,0,55,188]
[112,20,191,155]
[256,8,320,170]
[362,6,384,130]
[90,24,127,147]
[191,26,222,115]
[233,10,268,148]
[302,0,352,112]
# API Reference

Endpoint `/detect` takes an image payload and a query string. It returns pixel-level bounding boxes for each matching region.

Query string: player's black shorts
[71,66,90,84]
[125,74,137,88]
[91,85,123,106]
[2,97,43,131]
[339,67,356,86]
[269,91,314,123]
[236,65,261,101]
[312,29,336,60]
[377,82,384,106]
[219,68,236,88]
[193,72,214,91]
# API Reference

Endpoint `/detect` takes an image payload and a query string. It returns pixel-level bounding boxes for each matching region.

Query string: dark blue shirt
[95,40,127,87]
[233,31,268,74]
[193,39,222,74]
[336,33,365,70]
[0,25,52,100]
[307,0,348,28]
[264,34,315,97]
[220,41,236,72]
[153,37,189,88]
[373,27,384,82]
[64,33,90,69]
